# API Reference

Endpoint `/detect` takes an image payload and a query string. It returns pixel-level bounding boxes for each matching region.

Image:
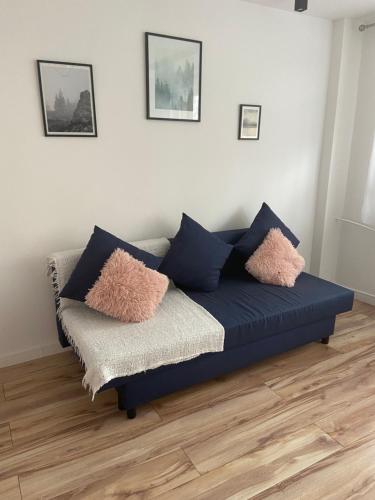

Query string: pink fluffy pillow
[85,248,169,322]
[245,228,305,287]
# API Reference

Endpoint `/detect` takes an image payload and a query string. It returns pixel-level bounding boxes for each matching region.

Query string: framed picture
[238,104,261,140]
[145,32,202,122]
[37,60,97,137]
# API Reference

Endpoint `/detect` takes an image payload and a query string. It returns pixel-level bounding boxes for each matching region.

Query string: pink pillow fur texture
[85,248,169,323]
[245,228,305,287]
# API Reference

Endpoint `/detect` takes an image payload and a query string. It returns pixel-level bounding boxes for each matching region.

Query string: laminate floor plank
[184,366,375,473]
[267,435,375,500]
[0,476,21,500]
[350,299,375,315]
[48,449,199,499]
[10,389,117,447]
[160,425,341,500]
[4,362,83,401]
[266,344,375,400]
[0,378,85,425]
[7,387,279,498]
[0,423,12,452]
[330,322,375,353]
[316,394,375,446]
[334,311,375,337]
[0,302,374,499]
[152,367,264,422]
[0,350,76,384]
[0,404,162,483]
[246,342,340,384]
[250,488,285,500]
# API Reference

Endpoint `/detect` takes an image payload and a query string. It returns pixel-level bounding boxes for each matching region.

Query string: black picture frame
[238,104,262,140]
[145,32,202,122]
[37,60,97,137]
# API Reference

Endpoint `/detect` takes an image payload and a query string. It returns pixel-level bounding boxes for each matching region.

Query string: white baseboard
[0,343,70,368]
[354,290,375,306]
[333,281,375,306]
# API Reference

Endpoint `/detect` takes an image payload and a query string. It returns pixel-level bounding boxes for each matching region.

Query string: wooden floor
[1,301,375,499]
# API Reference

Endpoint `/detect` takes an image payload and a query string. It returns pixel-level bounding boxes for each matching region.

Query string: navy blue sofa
[55,228,354,419]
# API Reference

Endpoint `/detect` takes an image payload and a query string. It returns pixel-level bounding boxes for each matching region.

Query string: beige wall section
[310,20,346,277]
[311,13,375,304]
[310,18,362,280]
[0,0,331,366]
[336,14,375,302]
[337,224,375,305]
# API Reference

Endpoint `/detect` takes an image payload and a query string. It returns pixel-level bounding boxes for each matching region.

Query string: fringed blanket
[48,238,224,397]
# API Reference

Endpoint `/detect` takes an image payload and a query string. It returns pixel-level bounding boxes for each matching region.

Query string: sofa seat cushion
[183,272,354,349]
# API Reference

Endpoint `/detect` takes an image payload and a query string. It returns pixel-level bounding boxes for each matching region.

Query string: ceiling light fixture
[295,0,308,12]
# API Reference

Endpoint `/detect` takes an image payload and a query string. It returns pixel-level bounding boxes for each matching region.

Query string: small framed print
[37,60,97,137]
[238,104,261,140]
[145,32,202,122]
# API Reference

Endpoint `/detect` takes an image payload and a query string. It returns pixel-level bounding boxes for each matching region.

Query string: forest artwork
[37,61,97,136]
[238,105,261,140]
[146,33,202,121]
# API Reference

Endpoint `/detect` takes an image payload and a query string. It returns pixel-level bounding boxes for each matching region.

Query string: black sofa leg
[117,388,125,411]
[126,408,137,419]
[321,336,330,345]
[116,386,137,419]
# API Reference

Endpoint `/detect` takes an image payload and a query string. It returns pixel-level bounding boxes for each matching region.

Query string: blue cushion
[60,226,162,302]
[159,214,232,292]
[235,202,299,259]
[184,272,354,349]
[212,228,247,245]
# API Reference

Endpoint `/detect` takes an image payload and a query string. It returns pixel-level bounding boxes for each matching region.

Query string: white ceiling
[243,0,375,20]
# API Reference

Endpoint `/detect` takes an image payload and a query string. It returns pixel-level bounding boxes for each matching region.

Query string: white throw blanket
[48,237,224,397]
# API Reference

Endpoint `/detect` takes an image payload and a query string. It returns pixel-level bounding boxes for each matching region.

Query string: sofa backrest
[48,228,246,302]
[48,237,171,293]
[212,228,247,245]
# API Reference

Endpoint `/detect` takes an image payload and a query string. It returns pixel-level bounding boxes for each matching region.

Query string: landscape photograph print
[238,104,261,140]
[37,60,97,137]
[146,32,202,121]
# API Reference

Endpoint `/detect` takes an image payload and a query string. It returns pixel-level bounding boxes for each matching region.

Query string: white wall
[336,14,375,302]
[0,0,331,366]
[310,13,375,304]
[343,14,375,223]
[310,18,362,280]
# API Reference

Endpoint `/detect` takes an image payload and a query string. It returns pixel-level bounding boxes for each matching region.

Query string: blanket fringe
[47,258,90,395]
[47,258,63,318]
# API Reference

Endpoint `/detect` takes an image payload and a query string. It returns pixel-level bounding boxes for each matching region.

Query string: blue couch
[55,228,354,419]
